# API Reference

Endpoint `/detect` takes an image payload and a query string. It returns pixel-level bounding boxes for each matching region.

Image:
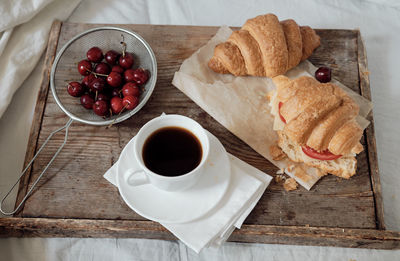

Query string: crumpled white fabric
[0,0,81,118]
[0,0,53,31]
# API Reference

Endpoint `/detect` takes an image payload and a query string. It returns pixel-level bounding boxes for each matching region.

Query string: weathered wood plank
[5,22,385,250]
[17,23,378,230]
[14,20,62,214]
[357,31,385,230]
[311,29,359,92]
[0,218,399,249]
[230,224,400,249]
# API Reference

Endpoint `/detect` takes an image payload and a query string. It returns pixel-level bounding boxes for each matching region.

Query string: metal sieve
[1,27,157,215]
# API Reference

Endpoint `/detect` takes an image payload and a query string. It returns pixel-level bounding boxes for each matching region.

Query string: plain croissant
[208,14,321,78]
[270,75,364,178]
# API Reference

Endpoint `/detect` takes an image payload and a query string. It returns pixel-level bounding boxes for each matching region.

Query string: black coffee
[142,127,202,176]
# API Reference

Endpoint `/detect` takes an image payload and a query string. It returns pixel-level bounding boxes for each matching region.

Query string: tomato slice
[302,146,342,160]
[278,102,286,123]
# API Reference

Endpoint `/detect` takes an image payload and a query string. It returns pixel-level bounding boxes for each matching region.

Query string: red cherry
[107,72,123,88]
[87,47,103,63]
[111,88,120,97]
[105,50,120,65]
[119,53,134,69]
[110,96,124,114]
[94,62,110,75]
[80,94,95,109]
[81,74,96,88]
[122,95,139,110]
[111,65,124,74]
[132,68,149,85]
[67,82,84,97]
[315,67,331,83]
[89,77,107,92]
[124,69,136,82]
[86,91,96,99]
[93,100,109,116]
[96,93,110,102]
[77,60,92,76]
[122,82,140,97]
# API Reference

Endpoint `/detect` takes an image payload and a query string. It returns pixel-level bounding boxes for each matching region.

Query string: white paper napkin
[104,134,272,253]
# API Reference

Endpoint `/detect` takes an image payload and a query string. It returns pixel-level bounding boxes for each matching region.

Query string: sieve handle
[0,118,74,215]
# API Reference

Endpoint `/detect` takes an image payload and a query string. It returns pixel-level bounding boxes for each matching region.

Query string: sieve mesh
[50,27,157,125]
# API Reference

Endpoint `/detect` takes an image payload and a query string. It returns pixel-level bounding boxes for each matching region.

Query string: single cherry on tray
[94,62,110,75]
[110,96,124,114]
[105,50,120,65]
[87,47,104,63]
[315,67,331,83]
[122,95,139,110]
[122,82,140,97]
[93,100,109,116]
[67,82,84,97]
[119,52,134,69]
[132,68,149,85]
[107,72,123,88]
[77,60,92,76]
[89,77,107,92]
[80,94,95,109]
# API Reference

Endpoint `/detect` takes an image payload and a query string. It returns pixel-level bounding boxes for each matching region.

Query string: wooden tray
[1,20,400,249]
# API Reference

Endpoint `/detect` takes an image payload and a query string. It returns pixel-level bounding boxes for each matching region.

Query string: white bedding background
[1,0,400,260]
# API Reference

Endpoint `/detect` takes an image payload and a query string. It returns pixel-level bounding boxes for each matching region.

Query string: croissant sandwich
[208,13,320,78]
[269,75,364,179]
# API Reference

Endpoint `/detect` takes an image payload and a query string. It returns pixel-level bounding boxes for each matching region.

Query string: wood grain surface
[0,20,394,248]
[1,217,399,249]
[19,23,377,228]
[356,31,385,230]
[14,21,62,212]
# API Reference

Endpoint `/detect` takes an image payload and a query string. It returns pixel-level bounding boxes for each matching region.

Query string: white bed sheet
[1,0,400,259]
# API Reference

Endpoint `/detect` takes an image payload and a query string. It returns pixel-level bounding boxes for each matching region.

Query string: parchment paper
[172,25,372,190]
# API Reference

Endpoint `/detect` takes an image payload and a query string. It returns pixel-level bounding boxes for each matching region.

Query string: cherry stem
[85,67,108,77]
[119,103,129,116]
[95,91,98,101]
[120,34,126,57]
[107,103,129,129]
[93,72,108,77]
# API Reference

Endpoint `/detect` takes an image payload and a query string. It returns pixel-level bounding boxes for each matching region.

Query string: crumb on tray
[283,178,298,191]
[274,174,286,183]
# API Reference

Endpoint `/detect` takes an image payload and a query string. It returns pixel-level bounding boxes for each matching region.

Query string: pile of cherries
[67,45,149,117]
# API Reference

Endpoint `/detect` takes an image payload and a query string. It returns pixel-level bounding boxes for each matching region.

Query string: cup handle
[125,168,150,186]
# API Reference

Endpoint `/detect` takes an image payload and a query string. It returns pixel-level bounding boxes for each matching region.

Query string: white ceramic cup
[124,115,210,192]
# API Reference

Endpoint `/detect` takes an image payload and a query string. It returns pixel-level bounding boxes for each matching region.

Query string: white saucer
[116,131,231,224]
